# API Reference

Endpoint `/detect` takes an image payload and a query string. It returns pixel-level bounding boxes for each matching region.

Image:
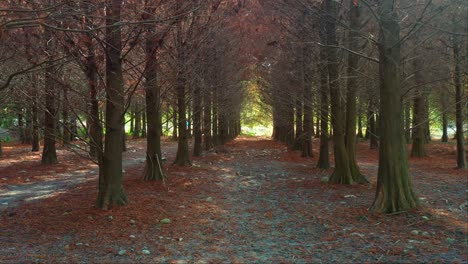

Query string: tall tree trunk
[345,1,367,183]
[143,12,165,181]
[193,82,202,156]
[302,83,313,158]
[325,0,353,184]
[173,19,191,166]
[82,0,102,159]
[42,13,58,165]
[370,0,417,213]
[97,0,128,209]
[410,51,427,157]
[452,29,467,169]
[294,98,303,150]
[133,101,141,139]
[218,87,228,145]
[301,43,313,157]
[440,89,449,143]
[317,29,330,169]
[203,89,212,150]
[212,86,219,146]
[31,76,40,152]
[172,106,178,141]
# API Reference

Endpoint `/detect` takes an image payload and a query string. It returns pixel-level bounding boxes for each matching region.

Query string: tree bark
[317,24,330,169]
[143,11,165,181]
[370,0,417,213]
[41,15,58,165]
[173,18,191,166]
[302,81,313,158]
[410,52,427,157]
[440,89,449,143]
[325,0,353,184]
[203,89,212,150]
[172,106,178,141]
[82,0,102,159]
[294,98,303,150]
[133,101,141,139]
[452,29,467,169]
[193,81,203,156]
[345,1,367,183]
[31,74,40,152]
[96,0,128,209]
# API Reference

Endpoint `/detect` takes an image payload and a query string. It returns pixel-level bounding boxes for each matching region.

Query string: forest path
[158,138,334,262]
[0,137,465,263]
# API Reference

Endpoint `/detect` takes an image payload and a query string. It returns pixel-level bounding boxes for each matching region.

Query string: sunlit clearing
[240,78,273,136]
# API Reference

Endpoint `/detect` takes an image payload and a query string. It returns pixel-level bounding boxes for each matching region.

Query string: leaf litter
[0,137,466,263]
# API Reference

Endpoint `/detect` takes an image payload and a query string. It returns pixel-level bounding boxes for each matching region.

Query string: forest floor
[0,137,466,263]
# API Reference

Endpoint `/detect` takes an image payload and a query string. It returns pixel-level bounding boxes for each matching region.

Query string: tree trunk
[317,27,330,169]
[96,0,128,209]
[212,86,219,146]
[82,0,102,159]
[294,98,303,151]
[301,44,313,157]
[302,83,313,158]
[173,21,191,166]
[441,90,449,142]
[143,14,165,181]
[410,51,427,157]
[203,89,212,150]
[452,29,467,169]
[31,74,40,152]
[133,101,141,139]
[325,0,352,184]
[41,17,58,165]
[345,1,367,183]
[370,0,417,213]
[369,109,379,150]
[172,107,178,141]
[193,82,202,156]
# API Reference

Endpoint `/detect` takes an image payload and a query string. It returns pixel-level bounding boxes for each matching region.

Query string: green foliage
[240,78,273,130]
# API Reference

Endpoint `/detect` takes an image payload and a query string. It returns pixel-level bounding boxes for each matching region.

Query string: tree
[344,0,367,183]
[325,0,353,184]
[143,0,165,181]
[96,0,128,209]
[317,15,330,169]
[41,1,58,165]
[451,20,467,169]
[370,0,418,213]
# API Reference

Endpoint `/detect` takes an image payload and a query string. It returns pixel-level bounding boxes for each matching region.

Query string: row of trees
[259,0,467,213]
[0,0,245,209]
[0,0,466,214]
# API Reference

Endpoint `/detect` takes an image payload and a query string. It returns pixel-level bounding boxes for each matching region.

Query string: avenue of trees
[0,0,466,213]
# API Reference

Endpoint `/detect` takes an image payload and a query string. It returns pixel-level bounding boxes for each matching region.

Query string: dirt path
[0,137,465,263]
